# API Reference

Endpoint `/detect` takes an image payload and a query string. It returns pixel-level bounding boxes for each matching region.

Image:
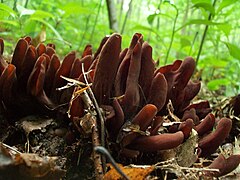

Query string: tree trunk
[106,0,119,33]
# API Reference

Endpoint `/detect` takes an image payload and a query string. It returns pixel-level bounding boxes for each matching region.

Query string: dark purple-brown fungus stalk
[0,33,239,177]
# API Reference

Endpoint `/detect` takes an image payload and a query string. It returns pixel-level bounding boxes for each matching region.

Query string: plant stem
[13,0,17,11]
[79,14,91,49]
[156,0,162,30]
[24,0,28,8]
[118,0,124,24]
[120,0,133,34]
[164,3,178,65]
[195,0,217,66]
[90,0,103,42]
[189,31,198,55]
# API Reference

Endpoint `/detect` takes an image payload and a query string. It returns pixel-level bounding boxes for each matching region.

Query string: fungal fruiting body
[0,33,239,177]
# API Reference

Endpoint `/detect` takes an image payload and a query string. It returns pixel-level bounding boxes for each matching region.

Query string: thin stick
[81,64,106,148]
[92,116,104,179]
[1,142,22,154]
[81,63,107,173]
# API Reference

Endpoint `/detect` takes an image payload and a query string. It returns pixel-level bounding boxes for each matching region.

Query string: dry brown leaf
[175,129,198,167]
[0,144,65,179]
[104,163,155,180]
[18,116,54,135]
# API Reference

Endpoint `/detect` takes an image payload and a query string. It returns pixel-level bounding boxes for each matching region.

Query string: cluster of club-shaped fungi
[0,33,240,178]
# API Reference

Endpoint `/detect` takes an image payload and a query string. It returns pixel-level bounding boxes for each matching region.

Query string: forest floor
[0,91,240,180]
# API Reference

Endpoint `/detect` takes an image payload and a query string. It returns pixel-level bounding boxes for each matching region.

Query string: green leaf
[131,25,160,37]
[199,57,227,68]
[176,19,224,32]
[61,2,94,17]
[147,13,173,25]
[217,24,232,37]
[217,0,237,14]
[17,5,35,17]
[0,3,17,18]
[24,20,37,34]
[207,78,229,91]
[31,10,55,20]
[191,0,210,3]
[224,42,240,60]
[180,37,191,48]
[0,19,19,27]
[29,17,63,41]
[192,2,215,15]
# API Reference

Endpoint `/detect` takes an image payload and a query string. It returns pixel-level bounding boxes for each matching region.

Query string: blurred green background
[0,0,240,96]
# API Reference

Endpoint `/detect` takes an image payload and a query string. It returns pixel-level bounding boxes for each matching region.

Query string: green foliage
[0,0,240,96]
[207,78,229,91]
[192,2,215,15]
[224,42,240,60]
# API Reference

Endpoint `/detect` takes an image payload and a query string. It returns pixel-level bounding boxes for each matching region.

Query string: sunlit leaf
[176,19,224,32]
[192,2,215,15]
[61,2,94,17]
[29,17,63,41]
[217,24,232,37]
[24,20,37,34]
[0,3,17,18]
[17,5,35,17]
[207,78,229,91]
[224,42,240,60]
[191,0,209,3]
[217,0,237,14]
[199,57,228,68]
[31,10,55,20]
[0,19,19,27]
[131,25,160,37]
[180,37,191,48]
[147,13,173,25]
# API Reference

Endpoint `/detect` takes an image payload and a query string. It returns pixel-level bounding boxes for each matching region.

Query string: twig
[81,64,106,149]
[81,64,107,173]
[167,100,180,122]
[60,74,104,178]
[92,116,104,179]
[155,158,220,179]
[60,66,107,176]
[1,142,22,154]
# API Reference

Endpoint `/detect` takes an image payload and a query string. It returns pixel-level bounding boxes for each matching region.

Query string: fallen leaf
[104,163,154,180]
[0,144,65,179]
[18,116,54,135]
